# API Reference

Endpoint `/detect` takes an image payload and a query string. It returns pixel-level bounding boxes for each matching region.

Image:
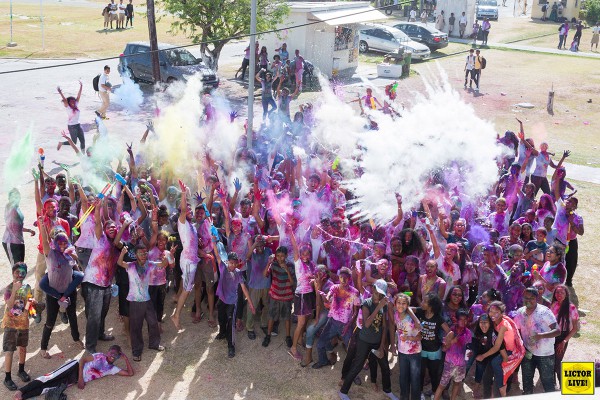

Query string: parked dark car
[393,22,449,50]
[118,41,219,88]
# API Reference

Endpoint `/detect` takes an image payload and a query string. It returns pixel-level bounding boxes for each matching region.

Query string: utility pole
[146,0,161,83]
[8,0,17,47]
[247,0,257,149]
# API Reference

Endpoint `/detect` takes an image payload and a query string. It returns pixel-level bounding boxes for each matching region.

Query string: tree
[584,0,600,26]
[159,0,289,71]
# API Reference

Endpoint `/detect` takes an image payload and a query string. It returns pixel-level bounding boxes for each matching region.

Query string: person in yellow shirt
[473,49,483,91]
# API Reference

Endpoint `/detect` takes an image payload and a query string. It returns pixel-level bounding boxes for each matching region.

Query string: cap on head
[374,279,388,295]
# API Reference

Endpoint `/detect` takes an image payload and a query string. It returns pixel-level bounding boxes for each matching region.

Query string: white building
[434,0,476,37]
[259,2,388,78]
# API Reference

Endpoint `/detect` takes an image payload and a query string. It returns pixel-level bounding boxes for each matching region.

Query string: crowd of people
[1,73,586,400]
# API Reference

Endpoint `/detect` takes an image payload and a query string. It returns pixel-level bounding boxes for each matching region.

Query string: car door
[379,29,397,52]
[417,27,432,45]
[136,46,153,81]
[367,29,384,51]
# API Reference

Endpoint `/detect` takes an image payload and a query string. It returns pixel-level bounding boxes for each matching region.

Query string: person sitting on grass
[13,345,133,400]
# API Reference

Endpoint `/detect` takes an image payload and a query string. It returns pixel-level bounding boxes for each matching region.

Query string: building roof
[289,1,387,25]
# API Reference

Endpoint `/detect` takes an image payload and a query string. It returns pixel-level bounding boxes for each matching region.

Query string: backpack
[92,74,101,92]
[480,56,487,69]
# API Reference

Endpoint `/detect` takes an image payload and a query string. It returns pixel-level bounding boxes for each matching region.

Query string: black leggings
[565,238,578,286]
[126,15,133,27]
[19,360,79,399]
[62,124,85,150]
[341,337,391,394]
[2,242,25,265]
[421,356,443,392]
[41,291,80,350]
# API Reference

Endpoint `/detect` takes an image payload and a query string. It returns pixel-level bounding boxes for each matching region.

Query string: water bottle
[216,241,228,263]
[110,284,119,297]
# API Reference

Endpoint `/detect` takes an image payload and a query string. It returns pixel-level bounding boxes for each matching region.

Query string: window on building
[335,26,353,51]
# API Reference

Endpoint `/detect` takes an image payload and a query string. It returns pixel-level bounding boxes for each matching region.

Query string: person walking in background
[102,3,111,30]
[464,49,475,89]
[421,10,428,24]
[448,13,455,36]
[592,22,600,51]
[541,2,548,20]
[409,8,417,22]
[95,65,112,120]
[481,18,491,45]
[562,21,570,49]
[291,49,304,98]
[558,23,566,49]
[472,20,480,45]
[125,0,134,28]
[459,12,467,38]
[573,20,583,48]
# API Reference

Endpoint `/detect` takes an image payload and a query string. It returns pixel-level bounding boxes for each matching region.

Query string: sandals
[192,312,205,324]
[133,355,142,362]
[208,319,217,328]
[287,349,302,361]
[40,350,52,359]
[235,320,244,332]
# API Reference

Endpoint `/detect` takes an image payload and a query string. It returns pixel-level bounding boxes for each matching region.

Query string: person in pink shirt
[291,49,304,98]
[313,267,360,369]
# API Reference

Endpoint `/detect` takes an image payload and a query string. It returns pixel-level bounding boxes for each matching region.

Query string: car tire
[359,40,369,53]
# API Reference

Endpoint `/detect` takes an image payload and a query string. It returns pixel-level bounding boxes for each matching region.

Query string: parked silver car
[118,42,219,88]
[358,23,431,60]
[477,0,499,20]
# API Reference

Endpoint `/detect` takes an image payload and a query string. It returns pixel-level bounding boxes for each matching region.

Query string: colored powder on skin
[3,127,33,188]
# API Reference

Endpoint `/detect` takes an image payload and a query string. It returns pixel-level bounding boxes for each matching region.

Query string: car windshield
[479,0,497,6]
[164,49,200,66]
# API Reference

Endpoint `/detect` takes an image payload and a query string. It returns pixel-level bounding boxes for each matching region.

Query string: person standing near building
[459,12,467,38]
[125,0,134,28]
[481,18,491,45]
[291,49,304,98]
[448,13,455,36]
[464,49,475,89]
[95,66,111,120]
[435,10,445,31]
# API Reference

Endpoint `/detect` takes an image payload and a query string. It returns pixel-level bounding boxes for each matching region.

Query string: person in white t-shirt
[109,0,118,29]
[591,22,599,51]
[464,49,475,88]
[409,8,417,22]
[459,12,468,38]
[117,0,126,29]
[95,65,112,120]
[57,80,86,152]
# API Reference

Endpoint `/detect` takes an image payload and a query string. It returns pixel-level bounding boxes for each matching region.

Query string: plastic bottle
[38,148,45,168]
[110,284,119,297]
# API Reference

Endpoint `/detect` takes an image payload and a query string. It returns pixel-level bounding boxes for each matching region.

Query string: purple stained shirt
[46,249,75,294]
[444,328,472,366]
[327,284,360,324]
[247,248,272,290]
[83,235,119,287]
[82,353,121,383]
[216,261,244,305]
[125,261,158,302]
[148,247,169,286]
[3,206,24,245]
[294,259,316,294]
[539,261,566,301]
[319,238,351,275]
[178,219,199,265]
[477,262,507,298]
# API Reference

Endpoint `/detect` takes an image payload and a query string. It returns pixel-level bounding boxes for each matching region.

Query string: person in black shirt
[125,0,134,28]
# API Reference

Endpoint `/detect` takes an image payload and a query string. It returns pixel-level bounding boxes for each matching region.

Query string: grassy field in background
[0,3,191,58]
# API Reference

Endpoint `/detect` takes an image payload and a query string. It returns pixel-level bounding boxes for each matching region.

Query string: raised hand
[146,120,154,132]
[126,142,134,157]
[229,110,238,122]
[217,186,227,199]
[178,179,187,192]
[563,150,571,158]
[233,177,242,192]
[194,192,205,204]
[31,168,40,180]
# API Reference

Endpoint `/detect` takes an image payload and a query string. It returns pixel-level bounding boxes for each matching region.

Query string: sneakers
[216,332,226,340]
[262,335,271,347]
[285,336,293,348]
[3,379,17,391]
[260,326,268,336]
[99,333,115,341]
[338,392,351,400]
[272,321,279,336]
[18,370,31,382]
[228,347,235,358]
[149,345,165,352]
[384,392,399,400]
[247,330,256,340]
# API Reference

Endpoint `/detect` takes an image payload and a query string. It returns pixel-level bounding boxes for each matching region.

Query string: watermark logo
[561,362,595,395]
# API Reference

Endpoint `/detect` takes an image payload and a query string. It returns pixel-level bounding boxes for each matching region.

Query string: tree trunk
[200,42,226,71]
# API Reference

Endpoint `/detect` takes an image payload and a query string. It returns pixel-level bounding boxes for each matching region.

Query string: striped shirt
[268,261,295,301]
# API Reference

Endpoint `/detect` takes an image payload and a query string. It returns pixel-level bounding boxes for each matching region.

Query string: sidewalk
[449,37,600,59]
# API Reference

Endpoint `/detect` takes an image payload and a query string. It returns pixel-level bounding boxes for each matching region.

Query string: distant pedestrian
[550,2,558,22]
[472,21,480,45]
[473,49,483,91]
[291,49,304,98]
[108,0,118,29]
[541,3,548,20]
[464,49,475,89]
[459,12,467,38]
[235,45,251,80]
[573,20,583,47]
[448,13,456,36]
[102,3,111,30]
[95,65,112,120]
[436,10,445,31]
[558,23,567,49]
[562,21,570,49]
[592,22,600,51]
[117,0,126,29]
[125,0,134,28]
[421,10,428,24]
[409,8,417,22]
[481,18,491,45]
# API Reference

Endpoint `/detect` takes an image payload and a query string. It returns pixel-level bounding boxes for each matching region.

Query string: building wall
[531,1,581,20]
[435,0,477,37]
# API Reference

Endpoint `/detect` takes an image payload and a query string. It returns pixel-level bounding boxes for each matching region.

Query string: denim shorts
[421,348,442,360]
